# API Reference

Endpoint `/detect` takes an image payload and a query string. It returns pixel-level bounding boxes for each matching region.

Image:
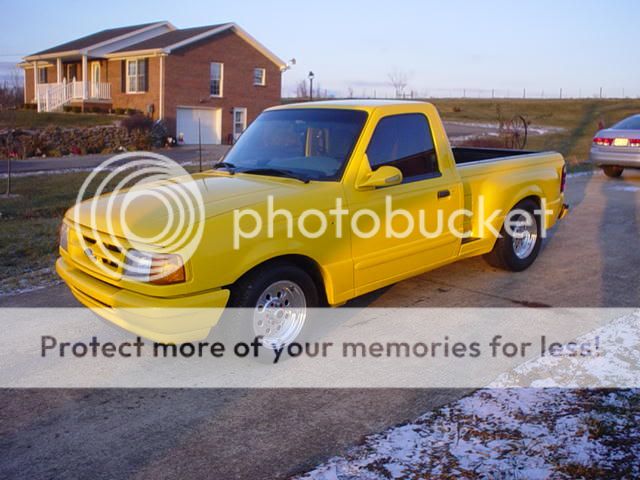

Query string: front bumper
[56,257,230,343]
[590,147,640,168]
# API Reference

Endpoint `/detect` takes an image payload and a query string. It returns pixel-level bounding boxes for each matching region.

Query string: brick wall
[164,30,282,142]
[23,63,59,103]
[107,57,160,117]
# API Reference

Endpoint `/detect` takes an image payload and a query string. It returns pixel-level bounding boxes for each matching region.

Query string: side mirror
[356,158,403,190]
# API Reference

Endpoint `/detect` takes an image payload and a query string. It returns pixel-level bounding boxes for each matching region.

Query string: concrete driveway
[1,170,639,479]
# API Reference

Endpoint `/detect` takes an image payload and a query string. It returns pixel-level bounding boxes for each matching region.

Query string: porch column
[33,61,38,109]
[56,58,62,83]
[81,54,88,100]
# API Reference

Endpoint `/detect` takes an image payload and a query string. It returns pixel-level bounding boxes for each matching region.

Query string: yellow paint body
[57,101,566,341]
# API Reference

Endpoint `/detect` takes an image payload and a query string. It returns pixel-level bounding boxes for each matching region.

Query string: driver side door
[346,113,463,295]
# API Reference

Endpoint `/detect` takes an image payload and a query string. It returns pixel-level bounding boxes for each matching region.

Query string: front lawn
[0,109,123,130]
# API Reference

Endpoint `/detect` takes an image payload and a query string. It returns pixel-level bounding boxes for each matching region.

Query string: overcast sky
[2,0,638,98]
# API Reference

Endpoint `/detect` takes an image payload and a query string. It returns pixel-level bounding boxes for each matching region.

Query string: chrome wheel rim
[512,214,538,259]
[253,280,307,349]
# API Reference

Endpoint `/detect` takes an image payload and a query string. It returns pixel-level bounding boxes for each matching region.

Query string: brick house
[20,22,286,144]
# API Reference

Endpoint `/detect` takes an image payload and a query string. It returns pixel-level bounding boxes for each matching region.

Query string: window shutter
[143,58,149,92]
[121,60,126,92]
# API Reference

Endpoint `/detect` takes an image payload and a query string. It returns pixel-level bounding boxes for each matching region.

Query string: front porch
[35,80,111,112]
[27,54,112,112]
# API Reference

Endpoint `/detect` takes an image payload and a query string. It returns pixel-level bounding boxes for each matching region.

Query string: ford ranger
[57,100,568,345]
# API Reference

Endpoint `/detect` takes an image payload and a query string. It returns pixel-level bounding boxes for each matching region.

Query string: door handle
[437,189,451,199]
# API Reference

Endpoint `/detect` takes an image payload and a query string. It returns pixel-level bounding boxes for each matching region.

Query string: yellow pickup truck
[57,100,568,345]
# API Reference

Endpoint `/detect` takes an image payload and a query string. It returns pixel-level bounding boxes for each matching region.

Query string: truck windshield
[221,108,368,181]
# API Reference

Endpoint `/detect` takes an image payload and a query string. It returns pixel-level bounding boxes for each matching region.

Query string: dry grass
[430,98,640,167]
[0,109,122,129]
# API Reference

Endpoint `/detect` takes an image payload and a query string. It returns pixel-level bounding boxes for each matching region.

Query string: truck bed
[452,147,536,165]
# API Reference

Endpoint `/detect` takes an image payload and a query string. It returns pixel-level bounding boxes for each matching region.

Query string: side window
[366,114,439,181]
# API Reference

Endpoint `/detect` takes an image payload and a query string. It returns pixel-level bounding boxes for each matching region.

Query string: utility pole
[491,89,495,99]
[559,88,563,99]
[523,88,526,99]
[198,118,202,172]
[599,87,603,99]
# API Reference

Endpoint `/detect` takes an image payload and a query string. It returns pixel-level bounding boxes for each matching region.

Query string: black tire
[221,262,319,358]
[602,165,623,178]
[484,199,542,272]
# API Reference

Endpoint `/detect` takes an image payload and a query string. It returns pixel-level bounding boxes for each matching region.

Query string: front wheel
[602,165,623,178]
[484,199,542,272]
[227,262,319,349]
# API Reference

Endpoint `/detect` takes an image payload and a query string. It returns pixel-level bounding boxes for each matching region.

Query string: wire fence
[285,85,639,100]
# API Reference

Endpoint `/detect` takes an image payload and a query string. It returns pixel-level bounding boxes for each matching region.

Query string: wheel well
[231,255,328,305]
[514,195,541,211]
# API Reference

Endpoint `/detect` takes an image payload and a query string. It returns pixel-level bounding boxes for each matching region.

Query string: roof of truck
[271,99,428,110]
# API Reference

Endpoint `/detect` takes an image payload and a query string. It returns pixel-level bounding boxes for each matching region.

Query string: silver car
[590,114,640,177]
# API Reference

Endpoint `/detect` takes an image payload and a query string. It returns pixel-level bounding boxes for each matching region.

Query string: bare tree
[388,69,408,98]
[347,86,354,98]
[296,79,308,99]
[0,68,24,111]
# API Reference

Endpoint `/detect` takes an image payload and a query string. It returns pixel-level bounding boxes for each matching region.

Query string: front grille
[68,223,128,278]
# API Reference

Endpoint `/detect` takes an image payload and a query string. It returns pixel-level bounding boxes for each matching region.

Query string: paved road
[0,123,488,175]
[0,145,230,175]
[1,171,639,479]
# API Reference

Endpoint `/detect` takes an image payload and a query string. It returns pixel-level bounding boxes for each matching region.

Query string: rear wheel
[602,165,624,178]
[484,199,542,272]
[227,262,319,350]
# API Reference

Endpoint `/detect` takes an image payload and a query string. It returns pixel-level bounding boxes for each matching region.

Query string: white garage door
[176,107,222,144]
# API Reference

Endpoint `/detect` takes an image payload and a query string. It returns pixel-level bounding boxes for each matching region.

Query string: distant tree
[0,68,23,111]
[388,69,408,98]
[296,80,308,99]
[347,86,354,98]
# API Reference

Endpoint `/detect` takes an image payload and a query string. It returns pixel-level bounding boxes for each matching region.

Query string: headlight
[123,250,186,285]
[59,223,69,251]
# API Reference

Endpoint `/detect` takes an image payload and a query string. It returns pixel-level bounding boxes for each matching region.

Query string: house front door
[90,62,100,98]
[233,107,247,142]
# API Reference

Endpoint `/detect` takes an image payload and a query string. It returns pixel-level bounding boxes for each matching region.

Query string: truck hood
[66,172,295,241]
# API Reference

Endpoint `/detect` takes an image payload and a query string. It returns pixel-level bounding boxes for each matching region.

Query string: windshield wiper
[212,161,237,172]
[240,168,310,184]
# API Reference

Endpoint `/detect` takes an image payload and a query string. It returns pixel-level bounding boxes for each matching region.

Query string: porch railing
[36,80,112,112]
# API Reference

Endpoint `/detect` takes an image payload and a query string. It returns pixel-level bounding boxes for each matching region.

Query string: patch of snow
[296,312,640,479]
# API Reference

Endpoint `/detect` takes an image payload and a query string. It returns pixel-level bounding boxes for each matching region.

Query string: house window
[253,68,266,86]
[210,62,223,97]
[126,59,147,93]
[38,67,48,84]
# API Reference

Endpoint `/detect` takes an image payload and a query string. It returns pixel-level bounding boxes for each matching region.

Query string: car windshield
[220,108,368,181]
[612,115,640,130]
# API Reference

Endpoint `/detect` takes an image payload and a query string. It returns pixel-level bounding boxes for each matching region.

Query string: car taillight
[630,139,640,147]
[593,137,613,146]
[561,165,566,193]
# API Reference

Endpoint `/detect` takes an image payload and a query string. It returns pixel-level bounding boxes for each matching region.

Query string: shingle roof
[30,22,165,56]
[113,24,229,53]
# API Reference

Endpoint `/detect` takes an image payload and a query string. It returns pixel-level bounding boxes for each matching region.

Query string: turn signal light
[630,139,640,147]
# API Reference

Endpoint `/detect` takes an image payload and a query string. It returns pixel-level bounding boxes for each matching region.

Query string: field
[430,98,640,168]
[0,109,122,129]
